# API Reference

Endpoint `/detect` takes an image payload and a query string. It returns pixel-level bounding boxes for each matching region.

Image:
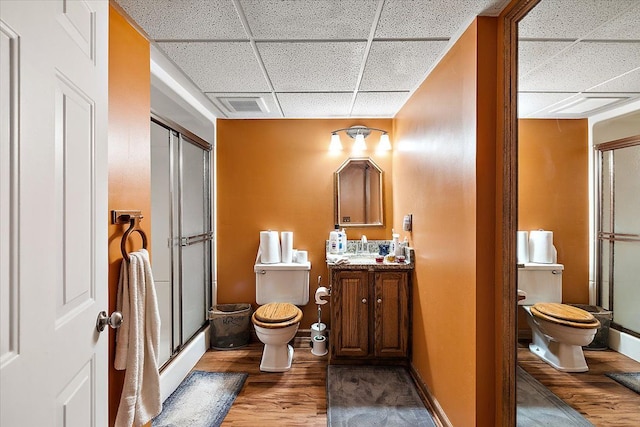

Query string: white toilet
[519,263,600,372]
[252,261,310,372]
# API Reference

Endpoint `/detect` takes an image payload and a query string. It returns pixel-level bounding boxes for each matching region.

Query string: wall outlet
[403,214,412,232]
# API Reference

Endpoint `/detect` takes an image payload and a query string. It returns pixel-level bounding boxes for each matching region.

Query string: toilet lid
[254,302,299,323]
[531,303,600,329]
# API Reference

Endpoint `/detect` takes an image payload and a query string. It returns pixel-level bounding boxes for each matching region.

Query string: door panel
[0,2,108,426]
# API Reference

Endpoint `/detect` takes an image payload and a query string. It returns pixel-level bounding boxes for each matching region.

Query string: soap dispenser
[390,232,400,257]
[339,228,347,254]
[329,226,339,254]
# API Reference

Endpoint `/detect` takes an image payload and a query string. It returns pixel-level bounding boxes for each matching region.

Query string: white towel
[114,249,162,427]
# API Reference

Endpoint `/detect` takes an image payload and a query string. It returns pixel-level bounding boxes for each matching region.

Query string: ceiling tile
[519,0,638,40]
[586,67,640,93]
[115,0,246,39]
[586,4,640,40]
[359,40,449,91]
[519,42,640,92]
[205,92,283,118]
[375,0,505,38]
[518,41,574,78]
[258,42,366,92]
[158,42,270,92]
[352,92,410,117]
[239,0,378,40]
[276,93,353,117]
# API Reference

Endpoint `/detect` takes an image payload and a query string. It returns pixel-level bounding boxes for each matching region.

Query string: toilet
[252,260,310,372]
[519,263,600,372]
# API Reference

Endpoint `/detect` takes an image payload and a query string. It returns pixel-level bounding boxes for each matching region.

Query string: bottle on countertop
[329,225,339,254]
[390,232,401,256]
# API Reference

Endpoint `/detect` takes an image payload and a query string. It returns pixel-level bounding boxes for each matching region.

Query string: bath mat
[326,365,437,427]
[152,370,247,427]
[605,372,640,394]
[517,367,592,426]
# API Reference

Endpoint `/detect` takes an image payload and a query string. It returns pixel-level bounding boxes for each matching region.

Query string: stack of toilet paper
[259,230,307,263]
[517,229,557,264]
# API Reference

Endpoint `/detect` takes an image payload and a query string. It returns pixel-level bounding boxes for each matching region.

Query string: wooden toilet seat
[530,303,600,329]
[252,302,303,329]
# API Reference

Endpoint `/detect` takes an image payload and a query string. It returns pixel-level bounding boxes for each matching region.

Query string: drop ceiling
[115,0,640,120]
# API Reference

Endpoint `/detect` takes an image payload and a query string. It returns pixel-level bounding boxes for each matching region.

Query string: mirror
[335,157,383,227]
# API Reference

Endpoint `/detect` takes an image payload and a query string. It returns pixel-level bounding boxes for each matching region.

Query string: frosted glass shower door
[179,137,211,341]
[598,142,640,336]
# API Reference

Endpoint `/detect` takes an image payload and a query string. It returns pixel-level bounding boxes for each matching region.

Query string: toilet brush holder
[311,335,328,356]
[311,322,326,340]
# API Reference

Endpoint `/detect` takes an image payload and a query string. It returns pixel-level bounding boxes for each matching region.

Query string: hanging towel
[114,249,162,427]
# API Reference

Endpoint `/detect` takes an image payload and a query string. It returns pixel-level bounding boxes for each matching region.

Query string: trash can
[570,304,613,350]
[208,303,252,350]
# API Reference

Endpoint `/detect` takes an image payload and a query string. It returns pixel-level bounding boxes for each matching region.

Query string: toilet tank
[254,261,310,305]
[517,263,563,305]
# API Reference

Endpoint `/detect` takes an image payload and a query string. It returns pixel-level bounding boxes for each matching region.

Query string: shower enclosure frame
[595,134,640,340]
[151,114,213,369]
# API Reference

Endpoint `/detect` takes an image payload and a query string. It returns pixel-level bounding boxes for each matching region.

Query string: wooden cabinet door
[333,270,369,357]
[374,272,409,358]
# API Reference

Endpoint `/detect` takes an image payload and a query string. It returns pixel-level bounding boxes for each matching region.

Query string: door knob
[361,298,367,304]
[96,311,123,332]
[377,298,382,304]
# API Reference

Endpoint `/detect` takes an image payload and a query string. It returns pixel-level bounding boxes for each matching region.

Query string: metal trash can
[208,303,252,350]
[570,304,612,350]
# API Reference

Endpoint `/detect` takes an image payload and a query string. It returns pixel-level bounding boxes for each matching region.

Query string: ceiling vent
[549,96,629,115]
[217,96,270,114]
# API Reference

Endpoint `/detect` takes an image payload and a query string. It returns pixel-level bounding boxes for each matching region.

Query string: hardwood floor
[193,338,639,426]
[194,339,328,426]
[518,342,640,426]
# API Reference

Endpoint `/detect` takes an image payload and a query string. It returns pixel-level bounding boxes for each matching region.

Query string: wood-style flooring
[193,338,640,426]
[518,342,640,427]
[194,339,328,426]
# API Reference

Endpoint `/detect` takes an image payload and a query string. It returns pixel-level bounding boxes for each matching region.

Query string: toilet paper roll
[296,250,308,264]
[315,286,329,305]
[529,230,555,264]
[517,231,530,264]
[281,231,294,263]
[311,335,328,356]
[259,231,281,264]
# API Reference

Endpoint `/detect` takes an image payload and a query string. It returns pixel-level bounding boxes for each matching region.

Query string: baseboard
[609,328,640,363]
[409,362,450,427]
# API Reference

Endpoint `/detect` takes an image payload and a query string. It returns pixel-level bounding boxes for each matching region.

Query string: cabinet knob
[361,298,367,304]
[377,298,382,304]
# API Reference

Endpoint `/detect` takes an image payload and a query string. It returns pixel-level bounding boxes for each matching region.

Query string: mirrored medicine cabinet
[334,157,384,227]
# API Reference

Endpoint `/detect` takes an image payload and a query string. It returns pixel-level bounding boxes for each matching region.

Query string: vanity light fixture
[329,125,391,153]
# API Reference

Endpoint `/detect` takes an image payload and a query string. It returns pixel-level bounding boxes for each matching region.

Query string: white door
[1,1,108,426]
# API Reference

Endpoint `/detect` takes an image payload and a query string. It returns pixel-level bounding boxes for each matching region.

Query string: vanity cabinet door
[333,270,369,357]
[374,271,409,358]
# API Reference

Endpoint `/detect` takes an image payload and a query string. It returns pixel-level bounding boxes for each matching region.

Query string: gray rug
[153,370,247,427]
[605,372,640,394]
[517,367,592,426]
[327,365,437,427]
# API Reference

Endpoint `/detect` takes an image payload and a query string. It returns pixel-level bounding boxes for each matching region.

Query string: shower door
[151,118,212,367]
[597,137,640,338]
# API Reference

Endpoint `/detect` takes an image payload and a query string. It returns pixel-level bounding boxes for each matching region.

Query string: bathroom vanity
[327,258,413,364]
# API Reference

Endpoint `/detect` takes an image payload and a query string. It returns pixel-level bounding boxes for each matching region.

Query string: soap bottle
[329,226,339,254]
[391,232,400,256]
[340,228,348,254]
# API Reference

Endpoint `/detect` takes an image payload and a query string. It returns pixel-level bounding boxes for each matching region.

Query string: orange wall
[108,6,151,426]
[518,119,589,303]
[392,18,498,426]
[216,119,393,327]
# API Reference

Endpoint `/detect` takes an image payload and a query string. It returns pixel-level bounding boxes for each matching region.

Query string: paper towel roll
[296,250,308,263]
[517,231,530,264]
[281,231,294,263]
[529,230,556,263]
[259,231,281,264]
[315,286,329,305]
